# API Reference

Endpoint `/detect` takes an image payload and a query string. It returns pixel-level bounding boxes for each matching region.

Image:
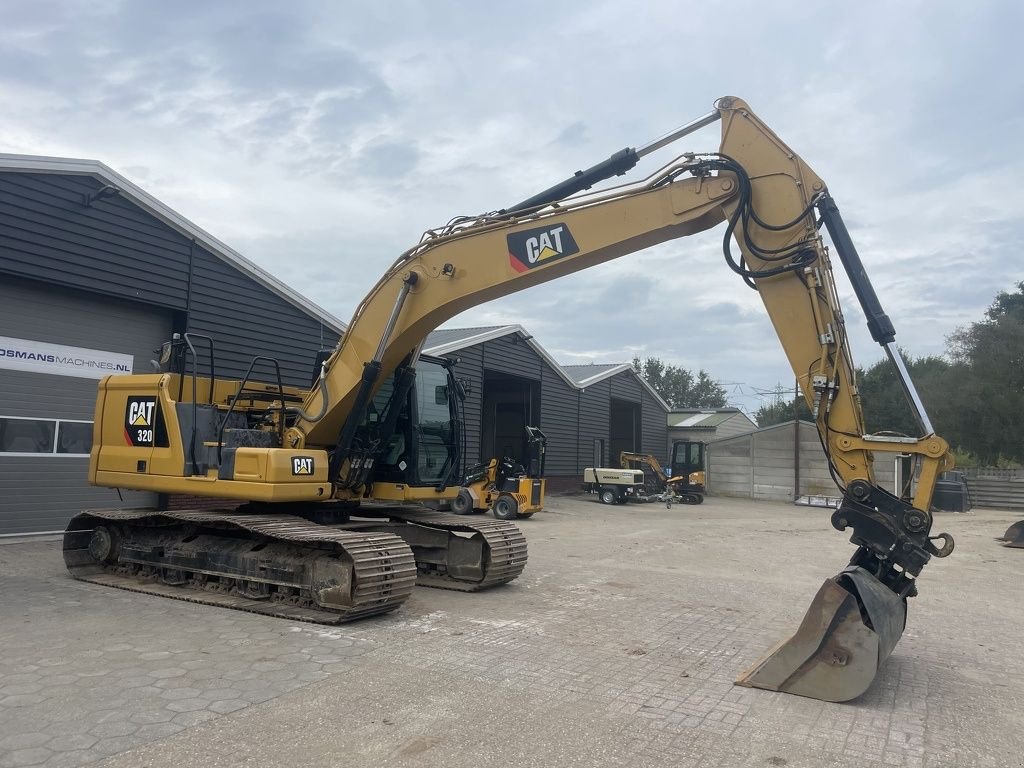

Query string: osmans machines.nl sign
[0,335,134,380]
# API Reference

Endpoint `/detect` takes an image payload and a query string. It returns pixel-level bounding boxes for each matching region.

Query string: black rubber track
[64,508,417,624]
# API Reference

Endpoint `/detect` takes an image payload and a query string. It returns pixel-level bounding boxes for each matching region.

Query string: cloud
[355,139,421,179]
[552,121,589,148]
[1,0,1022,418]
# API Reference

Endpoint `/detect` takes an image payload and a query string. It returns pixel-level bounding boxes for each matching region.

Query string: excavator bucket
[736,566,906,702]
[998,520,1024,548]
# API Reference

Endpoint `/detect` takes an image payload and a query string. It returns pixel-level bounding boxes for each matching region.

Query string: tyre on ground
[452,488,477,515]
[492,494,519,520]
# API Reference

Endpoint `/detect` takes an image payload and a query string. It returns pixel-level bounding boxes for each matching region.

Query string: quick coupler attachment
[736,482,953,702]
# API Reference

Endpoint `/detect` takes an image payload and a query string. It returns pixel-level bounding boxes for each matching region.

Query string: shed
[561,363,670,472]
[424,327,669,492]
[705,419,896,502]
[667,407,756,455]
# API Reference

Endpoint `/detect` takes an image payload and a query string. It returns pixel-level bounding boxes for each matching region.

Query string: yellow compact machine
[620,444,705,505]
[66,97,955,703]
[452,426,547,519]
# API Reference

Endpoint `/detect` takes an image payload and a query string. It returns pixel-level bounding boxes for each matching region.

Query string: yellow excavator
[64,96,955,703]
[621,445,705,505]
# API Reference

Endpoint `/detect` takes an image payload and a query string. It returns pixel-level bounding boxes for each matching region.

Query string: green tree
[631,357,727,408]
[945,282,1024,464]
[746,283,1024,464]
[856,352,963,440]
[754,356,963,435]
[754,384,811,427]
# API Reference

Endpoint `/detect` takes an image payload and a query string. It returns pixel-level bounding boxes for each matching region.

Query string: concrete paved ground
[1,496,1022,768]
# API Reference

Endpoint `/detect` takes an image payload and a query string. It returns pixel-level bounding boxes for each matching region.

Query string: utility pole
[793,379,800,501]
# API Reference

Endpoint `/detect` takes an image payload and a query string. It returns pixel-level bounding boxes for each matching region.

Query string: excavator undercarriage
[64,505,527,624]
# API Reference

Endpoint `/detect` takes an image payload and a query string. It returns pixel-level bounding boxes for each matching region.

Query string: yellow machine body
[460,468,546,520]
[91,374,331,502]
[620,450,705,505]
[455,427,548,520]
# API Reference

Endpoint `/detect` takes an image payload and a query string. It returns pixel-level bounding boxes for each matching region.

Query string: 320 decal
[124,396,157,447]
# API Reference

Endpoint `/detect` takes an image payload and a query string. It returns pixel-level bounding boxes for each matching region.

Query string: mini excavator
[621,445,705,505]
[65,97,955,703]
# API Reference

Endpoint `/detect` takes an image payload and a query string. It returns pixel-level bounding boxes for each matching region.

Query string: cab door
[671,440,704,479]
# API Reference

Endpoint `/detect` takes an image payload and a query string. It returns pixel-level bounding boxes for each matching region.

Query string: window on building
[0,417,92,456]
[57,421,93,454]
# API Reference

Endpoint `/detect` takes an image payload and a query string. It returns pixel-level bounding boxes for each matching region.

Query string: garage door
[0,276,173,535]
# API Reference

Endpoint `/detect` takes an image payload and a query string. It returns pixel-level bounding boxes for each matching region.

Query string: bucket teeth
[736,566,906,702]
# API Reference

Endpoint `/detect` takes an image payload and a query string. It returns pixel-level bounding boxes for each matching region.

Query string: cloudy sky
[3,0,1021,414]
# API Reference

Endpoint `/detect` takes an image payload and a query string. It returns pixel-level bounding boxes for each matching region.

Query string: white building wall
[707,421,896,501]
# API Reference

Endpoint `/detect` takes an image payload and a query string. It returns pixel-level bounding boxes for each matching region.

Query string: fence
[964,469,1024,511]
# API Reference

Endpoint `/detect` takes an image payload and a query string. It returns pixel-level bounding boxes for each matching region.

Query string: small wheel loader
[452,426,547,520]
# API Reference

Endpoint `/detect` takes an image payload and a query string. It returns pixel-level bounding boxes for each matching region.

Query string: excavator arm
[288,97,954,701]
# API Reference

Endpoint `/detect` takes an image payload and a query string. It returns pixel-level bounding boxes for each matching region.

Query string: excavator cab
[670,440,705,491]
[360,355,463,490]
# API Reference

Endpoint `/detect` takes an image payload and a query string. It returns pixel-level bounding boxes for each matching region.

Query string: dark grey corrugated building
[0,153,343,535]
[561,363,670,470]
[424,326,669,492]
